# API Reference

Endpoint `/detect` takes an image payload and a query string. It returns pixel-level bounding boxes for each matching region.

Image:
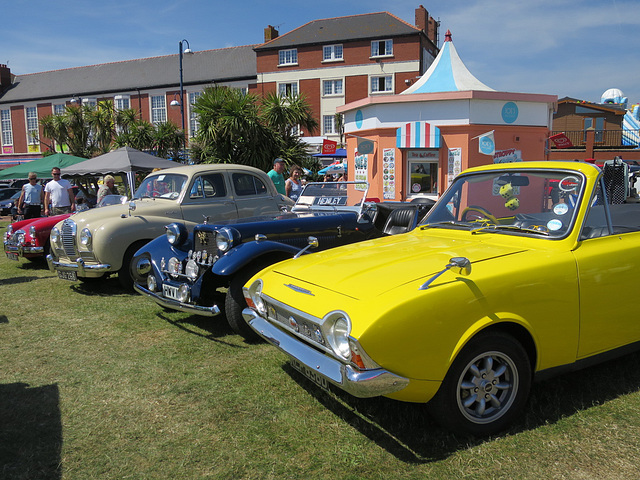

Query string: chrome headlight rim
[185,259,199,280]
[323,310,352,360]
[51,227,61,247]
[29,225,36,239]
[79,228,92,247]
[167,256,181,278]
[246,279,266,316]
[166,222,188,246]
[215,226,239,252]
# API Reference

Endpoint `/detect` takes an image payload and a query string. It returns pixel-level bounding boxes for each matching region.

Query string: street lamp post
[172,39,192,152]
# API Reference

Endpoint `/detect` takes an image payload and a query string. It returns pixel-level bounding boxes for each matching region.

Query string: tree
[191,86,318,171]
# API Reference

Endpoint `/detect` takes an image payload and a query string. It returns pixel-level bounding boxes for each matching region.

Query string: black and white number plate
[57,270,77,281]
[290,358,329,390]
[6,252,18,261]
[162,283,180,300]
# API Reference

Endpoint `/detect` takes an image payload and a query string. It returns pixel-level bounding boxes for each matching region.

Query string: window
[82,98,97,107]
[1,109,12,146]
[584,117,605,143]
[371,75,393,94]
[323,44,343,61]
[278,49,298,66]
[323,79,343,96]
[188,92,202,138]
[408,161,438,194]
[53,104,66,116]
[114,95,130,111]
[278,82,298,97]
[233,173,268,196]
[26,107,38,145]
[371,39,393,57]
[190,174,226,199]
[323,115,336,135]
[151,95,167,125]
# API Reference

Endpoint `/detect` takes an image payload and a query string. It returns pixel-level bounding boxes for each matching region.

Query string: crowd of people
[267,158,346,202]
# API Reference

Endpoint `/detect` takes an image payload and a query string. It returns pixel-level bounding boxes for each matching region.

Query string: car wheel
[118,241,149,290]
[428,331,532,436]
[224,266,268,342]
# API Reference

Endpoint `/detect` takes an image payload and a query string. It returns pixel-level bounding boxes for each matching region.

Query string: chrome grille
[61,219,77,257]
[194,229,218,259]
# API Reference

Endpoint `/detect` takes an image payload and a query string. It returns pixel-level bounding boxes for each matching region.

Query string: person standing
[285,165,303,202]
[97,175,118,204]
[268,158,286,195]
[17,172,44,219]
[44,167,75,216]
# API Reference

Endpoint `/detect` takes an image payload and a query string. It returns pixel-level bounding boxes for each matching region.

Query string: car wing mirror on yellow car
[419,256,471,290]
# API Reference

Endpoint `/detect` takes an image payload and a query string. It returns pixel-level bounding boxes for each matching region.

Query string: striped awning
[396,121,441,149]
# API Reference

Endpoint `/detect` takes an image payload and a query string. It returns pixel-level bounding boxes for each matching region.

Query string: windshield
[134,173,186,200]
[423,169,586,238]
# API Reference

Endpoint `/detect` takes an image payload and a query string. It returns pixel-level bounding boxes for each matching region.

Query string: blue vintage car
[131,181,433,339]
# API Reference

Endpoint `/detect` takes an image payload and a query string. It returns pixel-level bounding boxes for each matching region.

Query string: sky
[2,0,640,105]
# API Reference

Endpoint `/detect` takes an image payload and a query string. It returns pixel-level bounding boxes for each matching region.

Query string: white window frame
[1,109,13,147]
[323,44,343,62]
[114,95,130,111]
[278,48,298,66]
[322,79,343,97]
[278,82,298,97]
[370,75,393,94]
[371,39,393,58]
[188,91,202,138]
[151,95,167,125]
[53,104,66,116]
[323,115,336,135]
[26,106,39,145]
[82,97,97,107]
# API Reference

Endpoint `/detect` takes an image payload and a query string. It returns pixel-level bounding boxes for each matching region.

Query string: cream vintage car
[242,161,640,436]
[47,164,293,288]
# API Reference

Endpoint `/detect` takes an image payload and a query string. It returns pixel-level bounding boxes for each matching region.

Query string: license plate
[57,270,77,281]
[6,252,18,261]
[162,283,180,300]
[290,358,329,390]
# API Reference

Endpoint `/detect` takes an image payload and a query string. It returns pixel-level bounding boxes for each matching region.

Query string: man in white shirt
[17,172,44,219]
[44,167,75,216]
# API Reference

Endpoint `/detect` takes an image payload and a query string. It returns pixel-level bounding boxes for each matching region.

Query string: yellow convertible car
[242,161,640,436]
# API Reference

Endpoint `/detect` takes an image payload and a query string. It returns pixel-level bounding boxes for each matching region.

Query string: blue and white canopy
[401,30,494,95]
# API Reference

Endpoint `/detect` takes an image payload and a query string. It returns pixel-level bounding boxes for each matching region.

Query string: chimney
[0,64,11,90]
[264,25,279,42]
[415,5,428,33]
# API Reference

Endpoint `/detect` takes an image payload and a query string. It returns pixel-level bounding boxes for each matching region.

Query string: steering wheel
[461,206,498,224]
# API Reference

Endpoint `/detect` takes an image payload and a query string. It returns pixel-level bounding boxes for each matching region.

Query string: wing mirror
[419,256,471,290]
[293,236,319,259]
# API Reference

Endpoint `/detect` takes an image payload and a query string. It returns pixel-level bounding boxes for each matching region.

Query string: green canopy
[0,153,89,180]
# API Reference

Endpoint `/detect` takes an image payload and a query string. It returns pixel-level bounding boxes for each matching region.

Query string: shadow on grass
[0,382,62,480]
[282,350,640,463]
[0,276,43,286]
[69,277,131,297]
[157,311,246,348]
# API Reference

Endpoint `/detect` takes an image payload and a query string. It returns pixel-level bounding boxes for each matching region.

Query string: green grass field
[2,219,640,479]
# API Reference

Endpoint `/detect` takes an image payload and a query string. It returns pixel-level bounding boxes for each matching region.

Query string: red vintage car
[4,194,126,262]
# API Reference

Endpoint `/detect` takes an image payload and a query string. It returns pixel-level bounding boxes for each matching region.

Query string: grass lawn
[2,219,640,479]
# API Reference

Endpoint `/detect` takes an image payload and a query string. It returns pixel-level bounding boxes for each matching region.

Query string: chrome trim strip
[46,254,111,276]
[133,283,221,317]
[244,309,409,398]
[5,245,44,255]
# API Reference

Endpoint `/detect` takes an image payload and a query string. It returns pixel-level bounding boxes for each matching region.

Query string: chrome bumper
[46,254,111,276]
[5,244,44,255]
[133,282,221,317]
[244,308,409,398]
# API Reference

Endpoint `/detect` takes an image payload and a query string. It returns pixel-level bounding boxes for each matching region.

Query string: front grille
[194,229,218,259]
[61,219,77,257]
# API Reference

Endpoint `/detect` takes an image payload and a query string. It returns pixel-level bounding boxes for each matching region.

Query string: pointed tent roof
[401,30,494,95]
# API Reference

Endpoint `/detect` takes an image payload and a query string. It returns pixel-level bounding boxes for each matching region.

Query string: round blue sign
[355,110,363,129]
[501,102,518,124]
[479,136,494,155]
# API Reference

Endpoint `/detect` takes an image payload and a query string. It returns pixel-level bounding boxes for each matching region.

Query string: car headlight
[147,275,157,292]
[166,222,188,246]
[324,311,352,360]
[245,280,266,316]
[185,259,199,280]
[51,227,61,247]
[215,227,239,252]
[80,228,92,246]
[29,226,36,238]
[15,231,25,246]
[167,257,181,277]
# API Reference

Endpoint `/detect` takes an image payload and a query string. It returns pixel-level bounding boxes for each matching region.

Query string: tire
[118,241,148,290]
[428,331,532,437]
[225,266,266,342]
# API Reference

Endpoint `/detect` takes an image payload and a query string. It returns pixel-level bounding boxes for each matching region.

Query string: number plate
[290,358,329,390]
[162,283,180,300]
[57,270,77,281]
[6,252,19,261]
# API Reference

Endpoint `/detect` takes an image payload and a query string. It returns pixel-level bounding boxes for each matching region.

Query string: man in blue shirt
[17,172,44,219]
[267,158,286,195]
